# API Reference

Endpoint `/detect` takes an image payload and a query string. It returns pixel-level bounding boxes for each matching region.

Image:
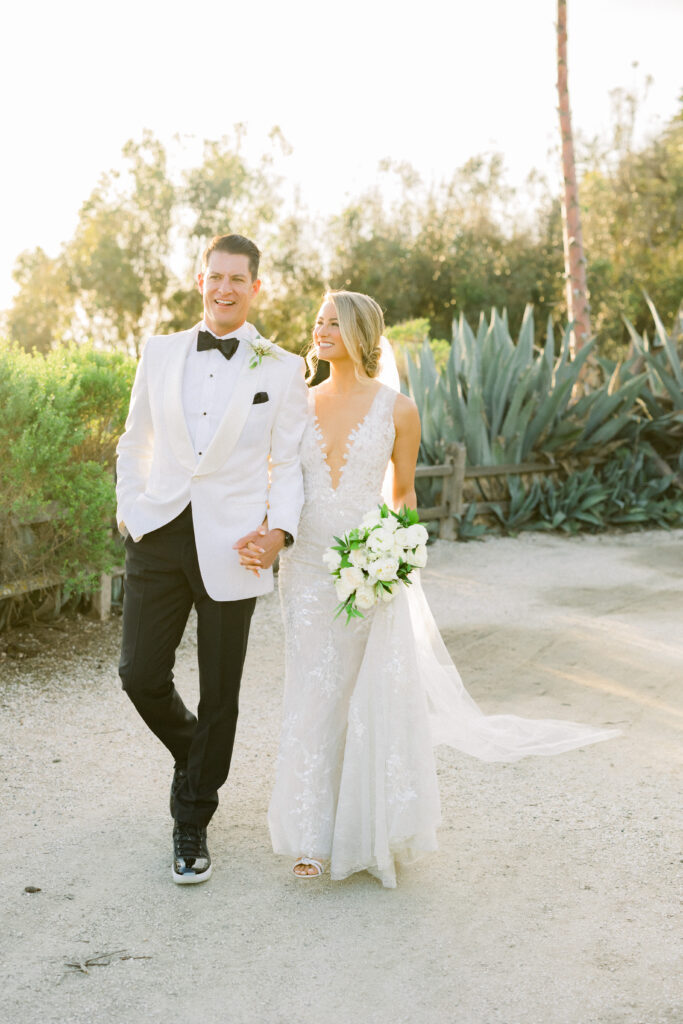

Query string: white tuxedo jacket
[116,322,308,601]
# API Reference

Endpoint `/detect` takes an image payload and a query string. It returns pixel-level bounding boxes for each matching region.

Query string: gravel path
[1,530,681,1024]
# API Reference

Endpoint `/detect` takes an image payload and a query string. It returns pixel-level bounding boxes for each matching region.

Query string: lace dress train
[269,386,619,887]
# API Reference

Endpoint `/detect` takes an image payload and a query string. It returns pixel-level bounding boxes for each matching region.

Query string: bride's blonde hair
[306,290,385,382]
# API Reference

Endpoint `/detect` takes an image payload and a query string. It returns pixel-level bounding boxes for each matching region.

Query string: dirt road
[1,530,681,1024]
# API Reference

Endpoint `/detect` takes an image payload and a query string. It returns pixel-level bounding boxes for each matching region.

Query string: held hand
[234,528,286,576]
[238,540,266,577]
[234,526,267,551]
[233,514,269,552]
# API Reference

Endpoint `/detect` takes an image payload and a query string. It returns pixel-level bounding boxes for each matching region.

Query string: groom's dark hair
[202,234,261,281]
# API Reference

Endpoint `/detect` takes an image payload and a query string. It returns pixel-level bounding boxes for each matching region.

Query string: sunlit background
[2,0,681,310]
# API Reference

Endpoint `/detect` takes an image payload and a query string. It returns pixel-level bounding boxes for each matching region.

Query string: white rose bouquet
[323,504,429,624]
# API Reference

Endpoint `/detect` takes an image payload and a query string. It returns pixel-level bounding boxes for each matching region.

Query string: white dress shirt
[182,321,251,458]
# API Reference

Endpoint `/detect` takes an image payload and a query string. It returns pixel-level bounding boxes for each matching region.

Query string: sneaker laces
[175,823,204,859]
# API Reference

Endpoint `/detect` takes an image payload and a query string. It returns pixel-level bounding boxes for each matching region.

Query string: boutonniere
[248,337,279,369]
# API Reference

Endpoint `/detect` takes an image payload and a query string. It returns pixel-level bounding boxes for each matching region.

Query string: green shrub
[0,341,135,594]
[385,318,450,379]
[464,448,683,537]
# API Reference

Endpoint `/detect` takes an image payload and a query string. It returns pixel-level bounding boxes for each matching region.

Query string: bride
[238,290,619,887]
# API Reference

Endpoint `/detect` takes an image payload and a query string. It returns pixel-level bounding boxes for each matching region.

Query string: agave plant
[620,295,683,474]
[408,305,648,469]
[598,449,682,526]
[459,448,682,538]
[407,306,648,507]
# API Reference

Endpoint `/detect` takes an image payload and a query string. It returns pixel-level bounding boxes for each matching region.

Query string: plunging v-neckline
[312,386,384,492]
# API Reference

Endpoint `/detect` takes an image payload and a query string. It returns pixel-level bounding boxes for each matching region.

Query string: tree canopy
[4,99,681,358]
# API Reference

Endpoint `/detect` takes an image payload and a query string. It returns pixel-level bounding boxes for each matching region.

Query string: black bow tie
[197,330,240,361]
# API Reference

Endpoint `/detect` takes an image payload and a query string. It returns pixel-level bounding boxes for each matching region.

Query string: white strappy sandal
[292,857,325,878]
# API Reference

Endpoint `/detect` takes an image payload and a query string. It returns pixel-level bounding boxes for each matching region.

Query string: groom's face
[197,252,261,336]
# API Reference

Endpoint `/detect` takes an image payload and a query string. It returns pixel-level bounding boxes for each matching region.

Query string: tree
[65,131,175,355]
[580,94,683,350]
[5,248,73,353]
[557,0,592,354]
[328,158,563,342]
[4,110,679,362]
[182,126,286,251]
[253,209,325,353]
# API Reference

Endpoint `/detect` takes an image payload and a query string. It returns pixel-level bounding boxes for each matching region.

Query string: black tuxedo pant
[118,504,256,827]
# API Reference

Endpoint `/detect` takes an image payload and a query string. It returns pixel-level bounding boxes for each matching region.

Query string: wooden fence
[416,442,559,540]
[0,510,123,626]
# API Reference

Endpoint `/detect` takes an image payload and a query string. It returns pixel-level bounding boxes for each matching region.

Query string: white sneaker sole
[172,864,213,885]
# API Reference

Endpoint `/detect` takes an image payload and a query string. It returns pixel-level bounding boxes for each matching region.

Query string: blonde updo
[307,290,385,381]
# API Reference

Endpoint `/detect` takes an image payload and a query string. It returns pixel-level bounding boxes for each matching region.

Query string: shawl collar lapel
[164,325,198,473]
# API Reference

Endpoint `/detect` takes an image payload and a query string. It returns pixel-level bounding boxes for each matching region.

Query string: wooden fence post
[439,443,466,540]
[90,573,112,621]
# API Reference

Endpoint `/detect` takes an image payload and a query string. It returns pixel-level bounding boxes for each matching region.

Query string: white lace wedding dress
[269,385,619,887]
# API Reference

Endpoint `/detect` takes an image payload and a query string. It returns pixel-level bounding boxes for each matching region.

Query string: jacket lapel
[164,326,198,473]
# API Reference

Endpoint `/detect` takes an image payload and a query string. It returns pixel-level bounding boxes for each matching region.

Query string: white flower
[394,527,411,548]
[395,525,428,552]
[248,339,279,368]
[361,508,383,529]
[354,582,377,611]
[380,514,399,533]
[388,538,406,560]
[335,578,355,602]
[366,531,384,553]
[366,555,400,582]
[339,565,364,589]
[367,529,396,555]
[379,585,396,603]
[323,547,342,571]
[349,547,369,570]
[404,523,429,548]
[408,544,428,568]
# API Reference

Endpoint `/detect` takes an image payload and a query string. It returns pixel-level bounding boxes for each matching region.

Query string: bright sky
[1,0,681,308]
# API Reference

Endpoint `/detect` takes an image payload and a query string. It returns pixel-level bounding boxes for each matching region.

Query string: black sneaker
[172,821,212,885]
[169,763,187,819]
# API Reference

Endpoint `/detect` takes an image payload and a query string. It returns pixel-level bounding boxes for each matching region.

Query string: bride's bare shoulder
[391,391,420,435]
[392,390,419,417]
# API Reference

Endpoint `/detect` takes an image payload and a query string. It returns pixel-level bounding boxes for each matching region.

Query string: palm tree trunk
[557,0,592,355]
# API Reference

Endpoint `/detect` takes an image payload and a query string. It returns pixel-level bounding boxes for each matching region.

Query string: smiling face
[197,251,261,336]
[313,300,348,364]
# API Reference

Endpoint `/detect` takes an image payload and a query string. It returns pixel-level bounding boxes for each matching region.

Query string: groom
[116,233,307,884]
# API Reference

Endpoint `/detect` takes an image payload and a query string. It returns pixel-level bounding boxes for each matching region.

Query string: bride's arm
[391,394,421,510]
